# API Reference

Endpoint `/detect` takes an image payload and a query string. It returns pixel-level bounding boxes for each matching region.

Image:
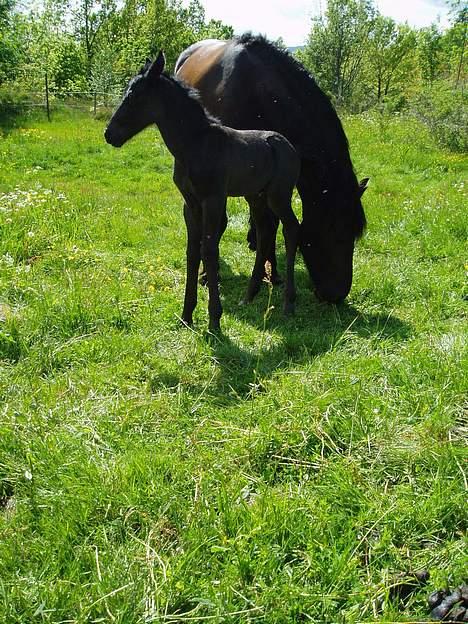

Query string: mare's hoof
[181,317,193,328]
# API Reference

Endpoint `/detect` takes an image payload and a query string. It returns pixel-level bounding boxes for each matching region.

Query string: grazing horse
[104,52,300,331]
[176,34,369,303]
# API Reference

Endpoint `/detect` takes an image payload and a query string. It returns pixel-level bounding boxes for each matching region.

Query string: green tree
[72,0,116,77]
[0,0,22,83]
[448,1,466,88]
[418,24,443,85]
[298,0,376,104]
[367,16,416,101]
[109,0,232,84]
[202,18,233,40]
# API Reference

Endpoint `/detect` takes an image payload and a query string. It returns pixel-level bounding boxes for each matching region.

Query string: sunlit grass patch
[0,110,466,623]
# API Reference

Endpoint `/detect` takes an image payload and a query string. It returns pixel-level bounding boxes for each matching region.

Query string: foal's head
[105,52,166,148]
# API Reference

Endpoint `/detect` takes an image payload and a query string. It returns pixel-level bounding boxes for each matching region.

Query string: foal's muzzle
[104,126,124,148]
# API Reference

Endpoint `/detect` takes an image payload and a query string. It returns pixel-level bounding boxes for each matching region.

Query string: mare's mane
[235,33,365,237]
[235,35,351,163]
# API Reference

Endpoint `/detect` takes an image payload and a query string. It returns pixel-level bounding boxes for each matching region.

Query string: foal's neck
[155,78,212,162]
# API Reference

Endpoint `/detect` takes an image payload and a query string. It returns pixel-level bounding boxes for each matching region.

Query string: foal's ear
[147,51,166,80]
[141,58,152,74]
[359,177,370,197]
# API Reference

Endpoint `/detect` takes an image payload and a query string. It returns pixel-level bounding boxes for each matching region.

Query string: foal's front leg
[201,196,226,332]
[182,202,202,326]
[199,209,227,286]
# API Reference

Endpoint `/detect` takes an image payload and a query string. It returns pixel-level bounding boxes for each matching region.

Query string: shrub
[0,82,34,126]
[411,82,467,152]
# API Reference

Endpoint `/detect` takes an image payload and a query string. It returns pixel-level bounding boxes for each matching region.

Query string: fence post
[93,91,97,116]
[45,72,51,122]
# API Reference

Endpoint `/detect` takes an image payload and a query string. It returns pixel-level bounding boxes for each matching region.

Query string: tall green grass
[0,110,466,623]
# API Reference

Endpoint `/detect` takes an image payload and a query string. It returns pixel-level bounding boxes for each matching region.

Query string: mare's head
[105,52,166,147]
[300,175,369,304]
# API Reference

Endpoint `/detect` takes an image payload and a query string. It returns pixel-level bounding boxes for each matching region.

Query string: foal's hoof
[199,273,221,286]
[270,273,283,286]
[283,301,295,316]
[208,324,221,336]
[180,317,193,328]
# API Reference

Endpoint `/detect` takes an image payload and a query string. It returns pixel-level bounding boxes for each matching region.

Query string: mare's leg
[182,202,202,326]
[266,191,300,315]
[246,197,282,285]
[201,197,226,331]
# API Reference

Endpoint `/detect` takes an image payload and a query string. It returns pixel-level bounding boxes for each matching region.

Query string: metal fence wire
[1,76,123,120]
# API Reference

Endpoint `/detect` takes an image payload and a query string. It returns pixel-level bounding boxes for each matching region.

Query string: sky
[194,0,452,47]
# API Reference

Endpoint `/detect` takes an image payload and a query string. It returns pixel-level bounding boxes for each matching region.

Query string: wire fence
[1,74,122,121]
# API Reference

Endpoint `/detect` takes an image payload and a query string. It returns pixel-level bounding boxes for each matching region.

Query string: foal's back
[199,125,300,199]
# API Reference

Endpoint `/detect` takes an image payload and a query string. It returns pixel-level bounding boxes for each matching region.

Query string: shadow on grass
[139,254,411,404]
[194,258,413,403]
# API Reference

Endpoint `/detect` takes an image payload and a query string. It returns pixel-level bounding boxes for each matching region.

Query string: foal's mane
[161,72,221,126]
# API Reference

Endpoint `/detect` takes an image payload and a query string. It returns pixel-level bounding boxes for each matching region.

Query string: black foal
[105,52,300,331]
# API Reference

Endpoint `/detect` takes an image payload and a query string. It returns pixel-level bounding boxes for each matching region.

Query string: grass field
[0,108,466,623]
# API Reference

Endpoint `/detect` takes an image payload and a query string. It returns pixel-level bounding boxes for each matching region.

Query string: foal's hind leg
[266,190,300,315]
[200,207,227,285]
[246,196,282,285]
[182,202,202,326]
[201,196,226,332]
[242,195,276,304]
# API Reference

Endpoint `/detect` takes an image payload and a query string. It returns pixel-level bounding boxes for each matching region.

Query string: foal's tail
[266,134,301,194]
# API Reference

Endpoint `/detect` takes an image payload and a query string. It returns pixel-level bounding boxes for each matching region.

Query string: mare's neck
[154,79,211,162]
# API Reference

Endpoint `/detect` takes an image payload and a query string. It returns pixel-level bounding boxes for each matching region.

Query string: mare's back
[177,37,350,168]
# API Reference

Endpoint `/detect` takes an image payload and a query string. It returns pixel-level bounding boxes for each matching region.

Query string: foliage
[367,17,416,102]
[298,0,376,104]
[0,0,23,83]
[418,24,444,85]
[0,110,466,622]
[412,82,468,152]
[1,0,233,99]
[72,0,117,76]
[0,82,31,118]
[298,0,466,119]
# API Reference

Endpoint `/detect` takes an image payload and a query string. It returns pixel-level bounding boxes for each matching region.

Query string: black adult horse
[176,34,369,303]
[105,53,300,331]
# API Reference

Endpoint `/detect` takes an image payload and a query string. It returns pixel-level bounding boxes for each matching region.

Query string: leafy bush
[411,82,467,152]
[0,83,32,120]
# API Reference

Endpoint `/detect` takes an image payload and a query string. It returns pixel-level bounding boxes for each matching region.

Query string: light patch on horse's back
[176,40,227,88]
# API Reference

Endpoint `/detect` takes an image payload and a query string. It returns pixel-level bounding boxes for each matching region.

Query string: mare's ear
[359,177,370,197]
[147,51,166,80]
